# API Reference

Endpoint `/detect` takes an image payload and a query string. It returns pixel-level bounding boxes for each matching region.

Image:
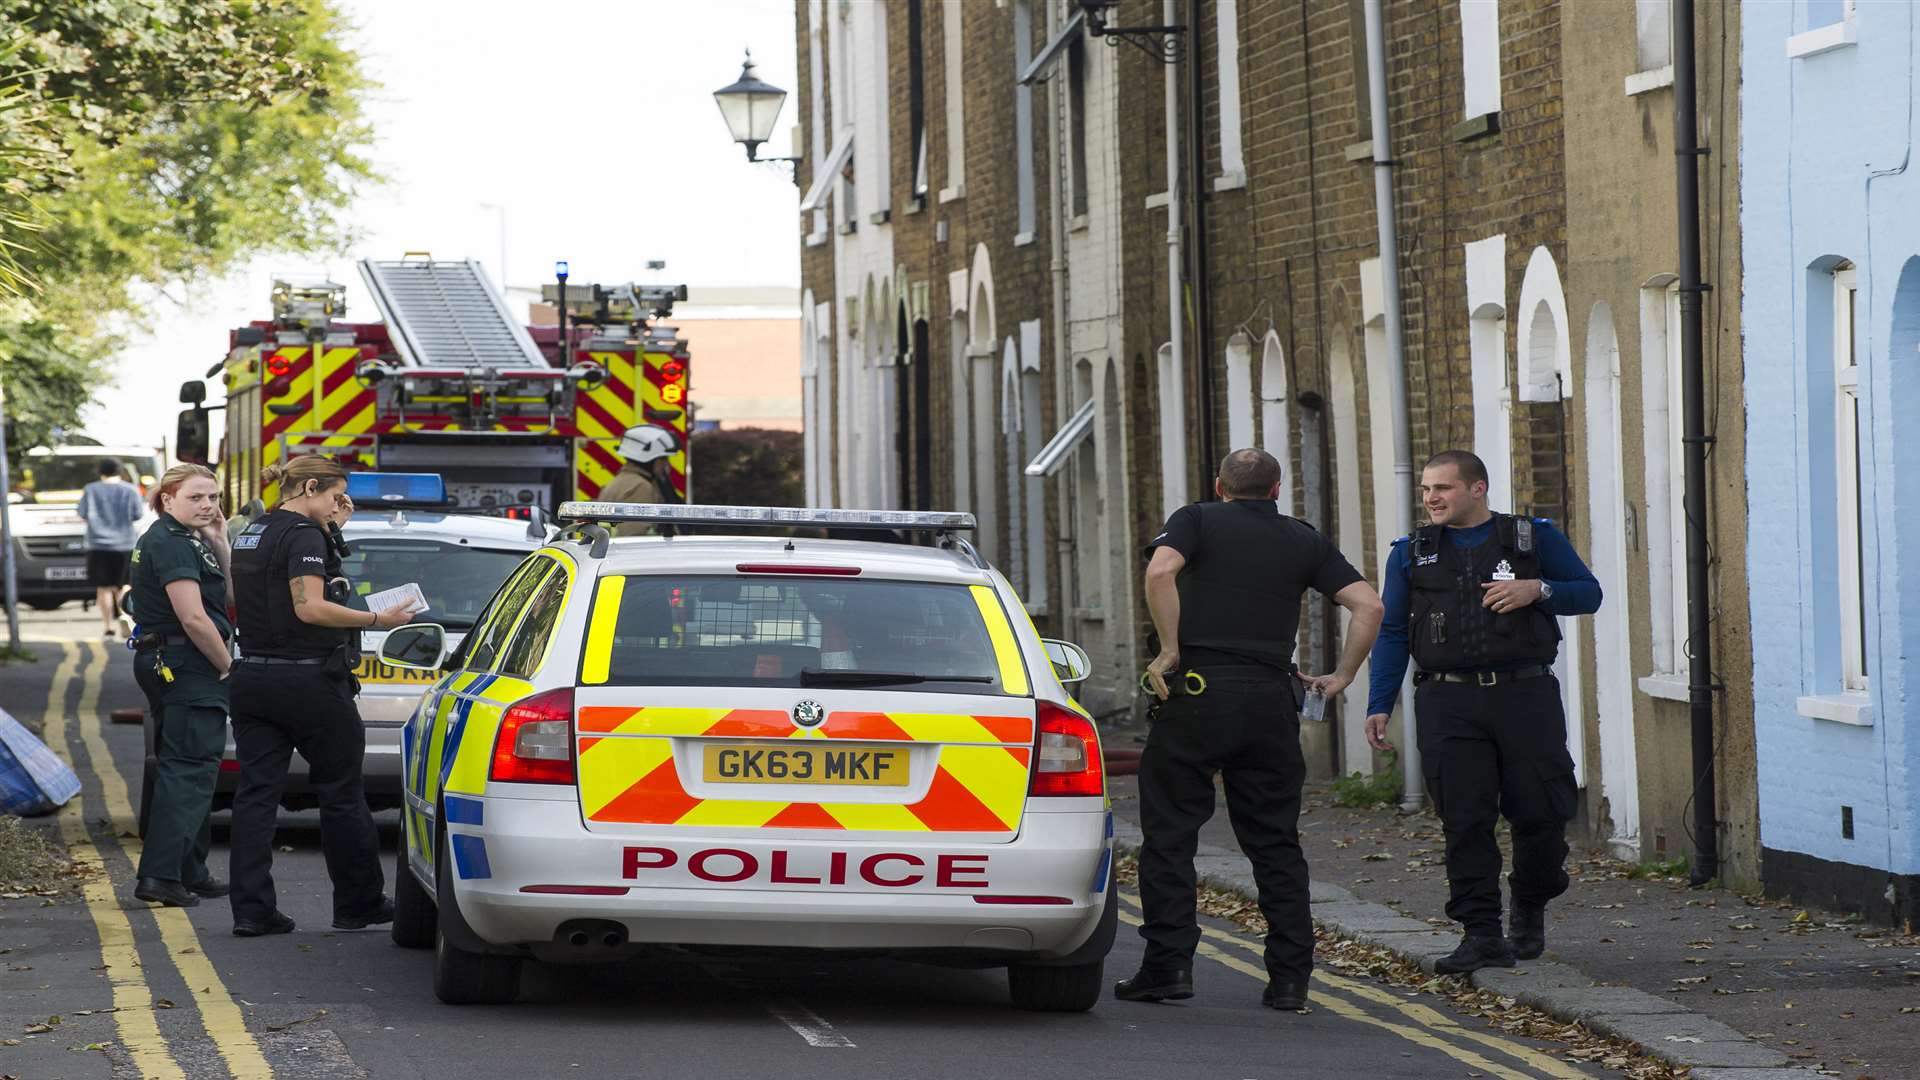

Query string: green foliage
[1626,854,1690,880]
[690,428,806,509]
[1331,752,1403,808]
[0,0,374,459]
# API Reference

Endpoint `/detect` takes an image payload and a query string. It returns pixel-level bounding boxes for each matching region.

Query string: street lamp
[713,50,801,182]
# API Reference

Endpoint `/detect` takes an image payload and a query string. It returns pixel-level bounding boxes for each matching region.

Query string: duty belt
[1416,664,1553,687]
[130,631,193,651]
[236,655,330,666]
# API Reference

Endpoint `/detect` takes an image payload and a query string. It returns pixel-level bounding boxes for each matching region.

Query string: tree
[690,428,806,508]
[0,1,374,460]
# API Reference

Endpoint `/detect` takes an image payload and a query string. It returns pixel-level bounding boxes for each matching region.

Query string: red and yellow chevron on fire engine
[202,259,691,514]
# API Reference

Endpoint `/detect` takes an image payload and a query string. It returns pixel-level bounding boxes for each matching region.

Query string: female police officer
[129,463,234,908]
[227,456,414,937]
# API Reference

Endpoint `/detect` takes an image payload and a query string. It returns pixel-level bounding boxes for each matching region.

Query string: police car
[138,474,546,836]
[378,503,1116,1011]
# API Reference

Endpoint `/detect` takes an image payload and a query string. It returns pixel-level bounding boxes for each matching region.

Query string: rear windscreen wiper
[798,668,994,687]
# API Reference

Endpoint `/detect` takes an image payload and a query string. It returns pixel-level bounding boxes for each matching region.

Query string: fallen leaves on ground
[1115,854,1686,1080]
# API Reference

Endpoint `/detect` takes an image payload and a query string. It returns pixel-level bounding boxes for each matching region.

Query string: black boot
[185,876,231,899]
[1509,903,1546,960]
[1261,978,1309,1011]
[1114,966,1194,1002]
[1434,934,1515,975]
[333,897,395,931]
[133,878,199,908]
[232,912,296,938]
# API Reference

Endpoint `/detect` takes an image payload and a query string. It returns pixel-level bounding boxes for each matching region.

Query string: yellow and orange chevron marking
[573,349,688,501]
[255,345,364,504]
[574,707,1035,833]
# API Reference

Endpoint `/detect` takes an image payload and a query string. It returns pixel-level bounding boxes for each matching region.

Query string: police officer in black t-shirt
[128,464,234,908]
[226,457,414,937]
[1117,449,1385,1011]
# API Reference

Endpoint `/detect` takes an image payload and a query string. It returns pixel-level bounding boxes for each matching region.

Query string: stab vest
[232,510,345,659]
[1407,513,1560,672]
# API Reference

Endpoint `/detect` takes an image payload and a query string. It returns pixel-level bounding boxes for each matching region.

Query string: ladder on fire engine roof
[356,257,548,370]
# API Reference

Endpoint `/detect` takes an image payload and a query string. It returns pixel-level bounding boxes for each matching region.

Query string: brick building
[794,0,1757,881]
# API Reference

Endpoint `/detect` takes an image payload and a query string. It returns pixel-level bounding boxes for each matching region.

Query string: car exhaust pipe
[555,919,627,951]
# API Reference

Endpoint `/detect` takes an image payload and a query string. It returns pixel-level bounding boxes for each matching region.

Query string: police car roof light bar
[555,502,977,532]
[346,472,450,507]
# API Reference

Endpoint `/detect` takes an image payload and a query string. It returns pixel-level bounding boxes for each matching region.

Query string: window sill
[1073,607,1106,623]
[837,221,858,236]
[1068,214,1090,233]
[1787,21,1857,59]
[1344,140,1375,163]
[805,230,830,249]
[1212,170,1247,192]
[1624,65,1674,96]
[903,195,927,215]
[1024,602,1049,618]
[938,184,966,204]
[1450,111,1501,142]
[867,209,892,226]
[1637,674,1690,702]
[1143,191,1170,211]
[1014,231,1036,248]
[1796,692,1874,727]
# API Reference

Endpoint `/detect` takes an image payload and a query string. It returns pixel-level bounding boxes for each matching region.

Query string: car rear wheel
[1007,958,1105,1013]
[432,829,520,1004]
[390,832,436,949]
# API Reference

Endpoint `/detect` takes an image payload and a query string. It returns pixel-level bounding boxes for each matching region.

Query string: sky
[91,0,801,450]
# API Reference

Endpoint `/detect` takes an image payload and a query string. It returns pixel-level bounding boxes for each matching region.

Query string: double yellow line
[1116,890,1589,1080]
[43,639,272,1079]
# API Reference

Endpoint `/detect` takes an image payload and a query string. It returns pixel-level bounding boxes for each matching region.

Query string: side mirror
[179,380,207,405]
[176,407,212,465]
[379,623,449,671]
[1040,639,1092,685]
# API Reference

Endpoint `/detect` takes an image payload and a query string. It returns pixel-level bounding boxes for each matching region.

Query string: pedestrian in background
[1120,448,1384,1011]
[127,463,233,908]
[76,457,144,638]
[226,456,412,937]
[1365,450,1602,974]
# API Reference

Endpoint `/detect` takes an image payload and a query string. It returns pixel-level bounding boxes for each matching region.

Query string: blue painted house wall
[1742,1,1920,920]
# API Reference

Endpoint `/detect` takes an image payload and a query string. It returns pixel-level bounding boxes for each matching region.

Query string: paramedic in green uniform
[128,464,234,908]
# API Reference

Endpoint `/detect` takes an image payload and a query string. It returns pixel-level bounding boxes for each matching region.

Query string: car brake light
[734,564,862,576]
[1030,702,1103,797]
[490,688,575,785]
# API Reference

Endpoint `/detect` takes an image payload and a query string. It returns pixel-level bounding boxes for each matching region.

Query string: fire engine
[175,255,692,514]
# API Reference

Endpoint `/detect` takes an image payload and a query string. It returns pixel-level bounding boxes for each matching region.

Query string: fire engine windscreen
[589,577,1015,694]
[338,539,525,629]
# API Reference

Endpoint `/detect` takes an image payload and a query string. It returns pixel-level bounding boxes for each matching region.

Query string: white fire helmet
[618,424,678,465]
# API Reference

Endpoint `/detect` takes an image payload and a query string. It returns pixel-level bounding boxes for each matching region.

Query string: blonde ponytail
[264,456,348,503]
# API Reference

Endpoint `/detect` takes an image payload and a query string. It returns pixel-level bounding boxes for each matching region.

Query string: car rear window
[581,576,1024,695]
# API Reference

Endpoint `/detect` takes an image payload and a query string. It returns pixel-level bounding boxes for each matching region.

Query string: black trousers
[133,658,223,887]
[1414,673,1577,936]
[227,662,385,924]
[1137,670,1311,982]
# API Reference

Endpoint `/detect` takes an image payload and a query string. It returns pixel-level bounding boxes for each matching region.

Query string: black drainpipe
[1187,0,1217,492]
[1673,0,1719,886]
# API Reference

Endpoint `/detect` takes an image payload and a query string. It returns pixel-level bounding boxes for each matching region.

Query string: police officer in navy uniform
[129,464,234,908]
[1365,450,1602,974]
[1119,449,1385,1010]
[226,457,413,937]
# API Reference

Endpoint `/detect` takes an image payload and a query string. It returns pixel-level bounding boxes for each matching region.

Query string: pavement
[1101,716,1920,1080]
[0,606,1626,1080]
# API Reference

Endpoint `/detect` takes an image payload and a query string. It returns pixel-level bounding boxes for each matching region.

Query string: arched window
[1585,301,1639,853]
[1225,332,1255,452]
[1466,234,1514,502]
[1259,332,1294,511]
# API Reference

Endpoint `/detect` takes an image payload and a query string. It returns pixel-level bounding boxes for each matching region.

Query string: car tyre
[432,829,520,1004]
[390,832,436,949]
[1007,958,1105,1013]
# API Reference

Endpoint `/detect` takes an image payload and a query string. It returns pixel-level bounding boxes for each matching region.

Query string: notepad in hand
[364,582,429,616]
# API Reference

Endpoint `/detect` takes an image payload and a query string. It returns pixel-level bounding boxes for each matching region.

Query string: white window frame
[1787,0,1859,59]
[1625,0,1675,95]
[1460,0,1502,120]
[1214,0,1246,191]
[1156,343,1188,518]
[1013,0,1037,240]
[940,0,966,203]
[1834,269,1867,691]
[1224,333,1255,451]
[1662,285,1688,671]
[1638,281,1687,683]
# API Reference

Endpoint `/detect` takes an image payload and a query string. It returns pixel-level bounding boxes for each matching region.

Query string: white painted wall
[1330,335,1371,772]
[1259,331,1295,512]
[1465,234,1514,505]
[1225,332,1255,452]
[1460,0,1503,119]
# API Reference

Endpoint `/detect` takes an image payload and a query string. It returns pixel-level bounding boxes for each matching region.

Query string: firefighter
[226,456,413,937]
[128,464,233,908]
[1120,449,1384,1011]
[1365,450,1602,974]
[599,423,680,537]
